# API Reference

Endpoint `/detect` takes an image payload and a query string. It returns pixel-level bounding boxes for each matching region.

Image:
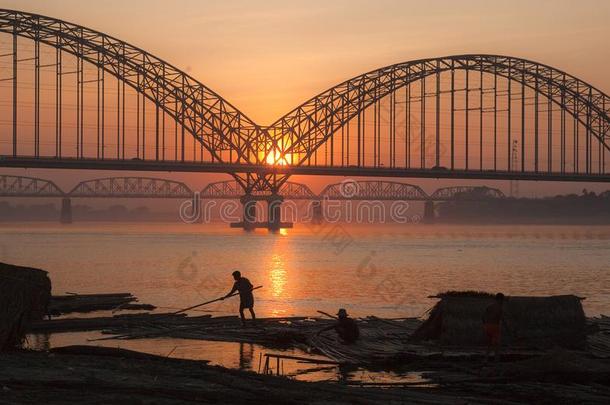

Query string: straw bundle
[0,262,51,351]
[412,291,586,349]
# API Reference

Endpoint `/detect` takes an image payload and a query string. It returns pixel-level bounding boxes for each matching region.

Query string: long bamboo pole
[171,286,263,315]
[316,310,338,320]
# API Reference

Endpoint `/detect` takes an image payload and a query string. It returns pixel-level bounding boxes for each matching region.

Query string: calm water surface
[1,222,609,318]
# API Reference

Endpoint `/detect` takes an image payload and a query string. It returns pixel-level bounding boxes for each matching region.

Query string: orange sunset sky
[1,0,610,199]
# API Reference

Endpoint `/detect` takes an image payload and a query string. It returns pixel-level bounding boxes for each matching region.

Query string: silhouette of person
[317,308,360,344]
[482,292,505,362]
[222,270,256,326]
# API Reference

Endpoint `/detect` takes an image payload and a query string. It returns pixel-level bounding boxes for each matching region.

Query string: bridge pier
[230,194,293,231]
[60,197,72,224]
[191,195,202,223]
[423,200,436,224]
[311,200,324,224]
[267,194,283,232]
[239,195,257,231]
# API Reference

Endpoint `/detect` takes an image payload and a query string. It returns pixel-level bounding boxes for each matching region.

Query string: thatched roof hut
[0,262,51,351]
[411,292,586,349]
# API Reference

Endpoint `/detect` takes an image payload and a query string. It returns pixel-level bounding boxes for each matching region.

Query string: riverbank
[0,346,469,404]
[19,309,610,403]
[2,346,610,404]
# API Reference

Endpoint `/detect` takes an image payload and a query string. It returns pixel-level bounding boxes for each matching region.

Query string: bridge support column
[60,197,72,224]
[267,194,283,232]
[191,195,202,223]
[311,200,324,224]
[240,195,257,231]
[423,200,436,224]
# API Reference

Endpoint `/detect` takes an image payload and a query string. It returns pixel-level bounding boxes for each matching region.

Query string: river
[3,222,609,381]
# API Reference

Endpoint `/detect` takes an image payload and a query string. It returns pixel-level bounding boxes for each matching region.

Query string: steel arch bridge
[201,180,316,200]
[68,177,193,198]
[0,174,63,197]
[0,174,509,202]
[0,174,193,199]
[1,9,609,198]
[429,186,506,201]
[319,181,428,201]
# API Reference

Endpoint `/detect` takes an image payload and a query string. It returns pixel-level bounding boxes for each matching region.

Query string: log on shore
[48,292,156,315]
[28,312,194,333]
[0,262,51,351]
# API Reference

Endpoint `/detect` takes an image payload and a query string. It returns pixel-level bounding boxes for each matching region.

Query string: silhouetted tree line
[0,201,176,222]
[437,190,610,224]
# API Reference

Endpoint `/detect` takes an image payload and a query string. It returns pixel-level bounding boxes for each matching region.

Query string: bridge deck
[2,157,610,183]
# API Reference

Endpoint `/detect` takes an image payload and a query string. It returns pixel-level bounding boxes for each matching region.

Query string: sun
[265,148,291,165]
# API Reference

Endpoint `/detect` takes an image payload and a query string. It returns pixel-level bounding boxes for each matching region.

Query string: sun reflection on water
[269,253,287,298]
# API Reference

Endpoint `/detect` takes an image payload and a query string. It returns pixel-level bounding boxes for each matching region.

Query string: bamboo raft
[48,292,156,315]
[30,313,423,362]
[309,316,422,364]
[588,315,610,358]
[28,309,610,366]
[28,312,192,333]
[95,315,336,346]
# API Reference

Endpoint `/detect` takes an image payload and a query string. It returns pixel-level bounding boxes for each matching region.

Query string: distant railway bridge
[1,174,531,226]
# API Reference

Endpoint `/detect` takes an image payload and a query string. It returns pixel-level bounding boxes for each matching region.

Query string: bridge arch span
[430,186,505,201]
[0,174,64,197]
[1,9,609,186]
[68,177,193,198]
[0,9,260,163]
[272,55,610,176]
[319,180,428,200]
[201,180,316,200]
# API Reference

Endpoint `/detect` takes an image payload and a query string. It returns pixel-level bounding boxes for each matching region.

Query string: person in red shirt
[482,293,505,362]
[222,270,255,326]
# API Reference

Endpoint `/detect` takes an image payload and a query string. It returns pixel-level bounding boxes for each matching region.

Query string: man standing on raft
[222,270,256,326]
